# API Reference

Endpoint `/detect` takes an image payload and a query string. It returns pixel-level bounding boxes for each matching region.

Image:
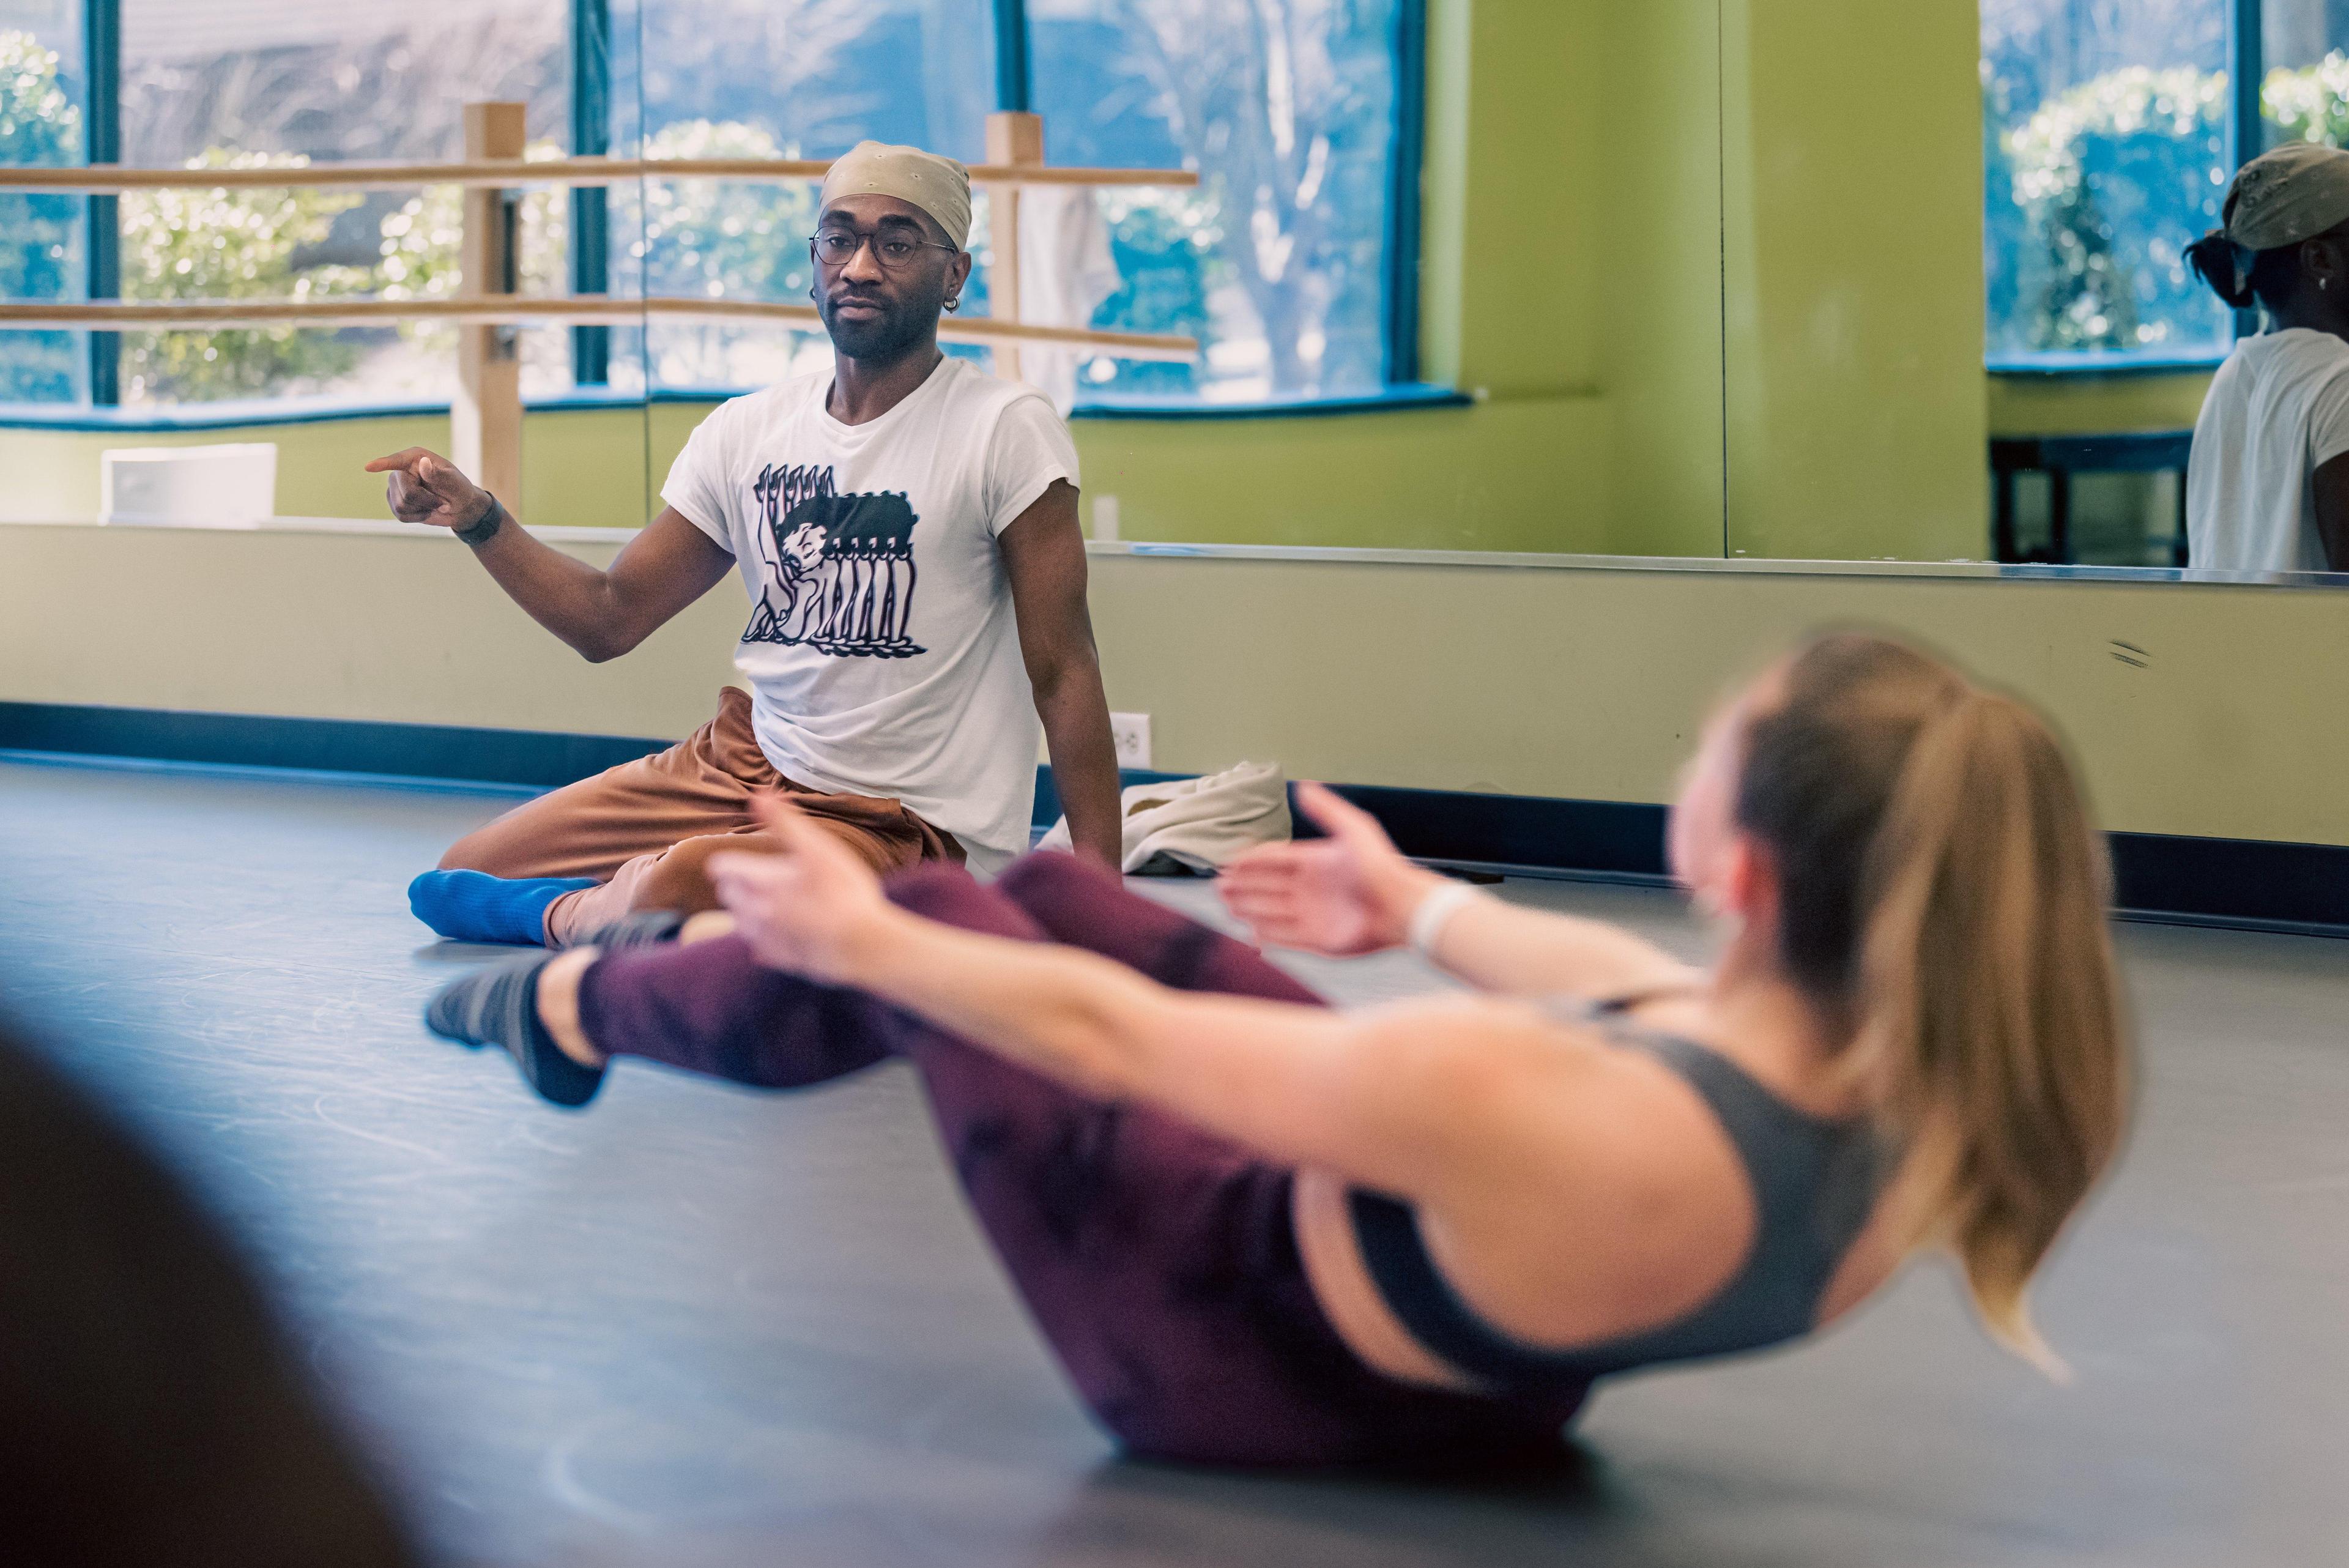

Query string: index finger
[363,448,433,475]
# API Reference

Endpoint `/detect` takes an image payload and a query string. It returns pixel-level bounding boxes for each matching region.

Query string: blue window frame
[83,0,116,404]
[2,0,1431,421]
[571,0,612,386]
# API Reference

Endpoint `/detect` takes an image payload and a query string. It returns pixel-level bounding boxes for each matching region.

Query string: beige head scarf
[2222,141,2349,252]
[819,141,973,251]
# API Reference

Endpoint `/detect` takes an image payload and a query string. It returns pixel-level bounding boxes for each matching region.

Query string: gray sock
[425,953,606,1109]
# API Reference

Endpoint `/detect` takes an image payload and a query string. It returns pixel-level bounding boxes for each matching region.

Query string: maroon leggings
[573,852,1590,1469]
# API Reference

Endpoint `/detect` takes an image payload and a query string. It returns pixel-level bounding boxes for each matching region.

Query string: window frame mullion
[993,0,1031,114]
[570,0,613,387]
[1382,0,1428,387]
[2230,0,2265,340]
[81,0,119,407]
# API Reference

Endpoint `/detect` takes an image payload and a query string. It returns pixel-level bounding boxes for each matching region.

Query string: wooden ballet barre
[0,157,1198,194]
[640,299,1194,359]
[6,103,1187,487]
[0,296,1200,362]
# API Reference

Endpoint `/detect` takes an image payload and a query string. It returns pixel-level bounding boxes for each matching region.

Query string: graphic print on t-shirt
[743,461,927,658]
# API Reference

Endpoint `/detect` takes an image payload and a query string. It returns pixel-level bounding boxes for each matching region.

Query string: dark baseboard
[1316,783,1668,882]
[0,702,668,790]
[2102,831,2349,937]
[4,701,2343,938]
[1316,785,2349,938]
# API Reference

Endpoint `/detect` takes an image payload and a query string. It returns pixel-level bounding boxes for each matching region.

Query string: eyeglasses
[811,228,961,270]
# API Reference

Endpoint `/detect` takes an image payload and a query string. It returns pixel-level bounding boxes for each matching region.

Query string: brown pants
[439,687,960,947]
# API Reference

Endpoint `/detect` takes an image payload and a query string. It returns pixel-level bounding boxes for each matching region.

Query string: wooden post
[984,111,1045,384]
[454,102,526,505]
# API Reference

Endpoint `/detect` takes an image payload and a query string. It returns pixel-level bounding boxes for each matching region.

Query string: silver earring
[944,297,962,313]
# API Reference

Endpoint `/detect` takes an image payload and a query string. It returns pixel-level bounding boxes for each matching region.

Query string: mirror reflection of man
[372,142,1123,948]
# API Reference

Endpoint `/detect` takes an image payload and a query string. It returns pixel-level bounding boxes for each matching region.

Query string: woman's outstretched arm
[1220,784,1700,1003]
[704,797,1601,1202]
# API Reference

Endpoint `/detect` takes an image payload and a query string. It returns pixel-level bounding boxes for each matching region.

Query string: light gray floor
[2,754,2345,1567]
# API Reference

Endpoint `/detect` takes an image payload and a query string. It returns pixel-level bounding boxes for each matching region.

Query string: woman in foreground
[428,633,2129,1468]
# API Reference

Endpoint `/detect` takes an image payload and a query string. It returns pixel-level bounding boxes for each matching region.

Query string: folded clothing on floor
[1039,759,1293,875]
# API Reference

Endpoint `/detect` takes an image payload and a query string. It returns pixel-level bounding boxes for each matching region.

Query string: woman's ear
[1718,833,1775,928]
[1683,831,1748,921]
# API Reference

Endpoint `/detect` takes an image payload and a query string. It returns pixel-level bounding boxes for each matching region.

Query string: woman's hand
[706,794,903,986]
[1219,782,1445,957]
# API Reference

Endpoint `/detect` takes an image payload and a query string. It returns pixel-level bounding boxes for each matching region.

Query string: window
[622,0,1422,405]
[1986,0,2349,369]
[626,0,998,393]
[3,0,1428,418]
[2260,0,2349,145]
[0,1,85,404]
[1983,0,2232,366]
[1031,0,1408,403]
[113,0,574,409]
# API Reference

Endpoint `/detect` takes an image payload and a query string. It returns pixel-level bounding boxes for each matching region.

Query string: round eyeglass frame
[810,229,962,272]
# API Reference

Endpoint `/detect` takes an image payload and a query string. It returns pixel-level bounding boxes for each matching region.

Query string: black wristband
[453,495,505,548]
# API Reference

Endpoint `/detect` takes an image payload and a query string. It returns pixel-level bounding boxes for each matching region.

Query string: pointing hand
[363,448,493,532]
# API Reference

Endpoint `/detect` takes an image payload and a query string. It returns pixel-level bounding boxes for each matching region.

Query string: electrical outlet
[1110,712,1152,770]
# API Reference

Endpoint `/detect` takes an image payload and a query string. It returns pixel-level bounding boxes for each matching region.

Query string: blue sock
[407,870,597,946]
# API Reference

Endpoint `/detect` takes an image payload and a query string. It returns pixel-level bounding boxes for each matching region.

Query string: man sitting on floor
[379,141,1121,947]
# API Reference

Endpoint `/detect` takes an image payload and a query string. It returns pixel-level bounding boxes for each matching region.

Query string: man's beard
[820,291,939,363]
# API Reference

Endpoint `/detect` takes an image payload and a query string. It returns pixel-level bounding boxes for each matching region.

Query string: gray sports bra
[1348,996,1891,1388]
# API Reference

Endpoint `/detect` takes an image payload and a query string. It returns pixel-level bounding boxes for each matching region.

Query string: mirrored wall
[1734,0,2349,575]
[7,1,2347,581]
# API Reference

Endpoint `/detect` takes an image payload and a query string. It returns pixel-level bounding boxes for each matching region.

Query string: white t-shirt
[2188,328,2349,573]
[663,355,1080,872]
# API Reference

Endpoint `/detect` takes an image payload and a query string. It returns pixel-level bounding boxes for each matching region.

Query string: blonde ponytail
[1737,637,2129,1367]
[1849,693,2126,1359]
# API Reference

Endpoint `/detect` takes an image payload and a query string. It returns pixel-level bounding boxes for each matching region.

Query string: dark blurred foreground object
[0,1015,419,1568]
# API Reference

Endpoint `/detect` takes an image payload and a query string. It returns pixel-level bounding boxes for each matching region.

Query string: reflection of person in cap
[376,139,1123,950]
[2184,142,2349,571]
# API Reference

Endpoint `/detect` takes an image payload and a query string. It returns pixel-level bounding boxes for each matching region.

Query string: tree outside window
[1,0,1418,412]
[628,0,993,390]
[1035,0,1400,402]
[0,24,83,403]
[1986,0,2349,363]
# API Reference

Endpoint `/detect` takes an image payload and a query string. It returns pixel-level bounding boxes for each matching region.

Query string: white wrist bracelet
[1406,881,1482,959]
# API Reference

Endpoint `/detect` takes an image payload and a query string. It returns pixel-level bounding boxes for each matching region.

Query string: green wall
[1049,0,1723,557]
[7,520,2346,848]
[1597,0,1730,558]
[0,398,1624,553]
[0,407,653,530]
[1721,0,1989,562]
[1,0,2017,562]
[1989,371,2214,438]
